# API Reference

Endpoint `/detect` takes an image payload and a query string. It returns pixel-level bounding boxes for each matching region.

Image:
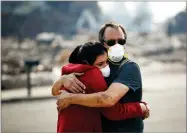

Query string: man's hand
[57,90,73,111]
[140,102,150,120]
[61,72,86,93]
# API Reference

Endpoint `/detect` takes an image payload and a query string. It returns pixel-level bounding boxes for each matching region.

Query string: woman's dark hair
[69,41,107,65]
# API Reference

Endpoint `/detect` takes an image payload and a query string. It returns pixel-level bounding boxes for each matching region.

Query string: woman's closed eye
[97,62,103,67]
[96,61,108,68]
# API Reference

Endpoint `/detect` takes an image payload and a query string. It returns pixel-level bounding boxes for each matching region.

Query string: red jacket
[57,64,143,133]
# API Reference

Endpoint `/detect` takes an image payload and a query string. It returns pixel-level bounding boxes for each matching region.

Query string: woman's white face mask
[100,65,110,77]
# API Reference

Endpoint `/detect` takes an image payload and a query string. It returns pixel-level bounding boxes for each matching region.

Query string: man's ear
[103,43,109,49]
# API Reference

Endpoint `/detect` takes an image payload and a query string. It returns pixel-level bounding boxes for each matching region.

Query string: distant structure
[132,2,153,34]
[1,1,102,38]
[75,9,99,34]
[166,11,187,35]
[100,2,131,29]
[108,2,131,28]
[13,1,48,15]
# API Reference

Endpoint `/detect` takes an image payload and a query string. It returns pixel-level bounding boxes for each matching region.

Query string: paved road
[2,72,186,132]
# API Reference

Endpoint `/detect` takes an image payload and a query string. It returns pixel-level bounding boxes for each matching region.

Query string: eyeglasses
[104,39,126,46]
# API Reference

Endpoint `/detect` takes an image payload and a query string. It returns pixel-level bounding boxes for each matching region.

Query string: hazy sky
[98,2,186,23]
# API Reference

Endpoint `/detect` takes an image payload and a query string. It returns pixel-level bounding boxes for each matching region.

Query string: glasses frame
[103,39,126,46]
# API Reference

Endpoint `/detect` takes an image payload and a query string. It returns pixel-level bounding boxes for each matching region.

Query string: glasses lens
[106,40,116,46]
[118,39,126,45]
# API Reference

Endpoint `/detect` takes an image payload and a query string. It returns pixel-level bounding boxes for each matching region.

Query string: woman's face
[93,52,108,69]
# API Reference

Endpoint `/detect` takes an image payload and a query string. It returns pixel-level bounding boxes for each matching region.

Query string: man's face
[103,27,125,49]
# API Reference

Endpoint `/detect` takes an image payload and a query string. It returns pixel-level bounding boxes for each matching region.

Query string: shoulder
[84,66,102,76]
[61,64,69,75]
[61,63,96,75]
[120,60,140,71]
[113,60,142,91]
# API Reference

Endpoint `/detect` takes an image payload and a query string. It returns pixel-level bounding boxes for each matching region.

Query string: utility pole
[24,60,39,97]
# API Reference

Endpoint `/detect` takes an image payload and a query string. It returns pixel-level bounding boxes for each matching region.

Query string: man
[55,22,149,132]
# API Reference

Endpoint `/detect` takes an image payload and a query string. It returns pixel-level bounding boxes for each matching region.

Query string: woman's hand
[56,90,73,111]
[140,102,150,120]
[143,104,150,119]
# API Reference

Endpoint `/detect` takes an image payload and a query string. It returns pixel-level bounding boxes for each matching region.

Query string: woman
[52,41,147,132]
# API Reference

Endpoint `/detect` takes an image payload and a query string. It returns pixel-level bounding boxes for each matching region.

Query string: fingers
[140,103,146,113]
[140,102,150,120]
[74,78,86,92]
[56,100,63,112]
[64,73,86,93]
[56,100,59,105]
[144,111,150,119]
[57,101,60,108]
[74,77,86,89]
[144,104,150,118]
[64,80,80,93]
[68,76,85,93]
[59,106,63,112]
[57,107,60,112]
[143,108,150,119]
[146,105,150,111]
[141,102,149,110]
[70,86,81,93]
[72,73,86,90]
[58,103,69,111]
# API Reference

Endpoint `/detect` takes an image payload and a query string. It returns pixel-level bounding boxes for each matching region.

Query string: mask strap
[123,48,128,58]
[123,53,128,58]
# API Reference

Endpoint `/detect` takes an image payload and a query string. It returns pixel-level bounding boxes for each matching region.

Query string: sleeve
[101,102,143,120]
[81,67,108,92]
[113,62,142,92]
[60,67,108,92]
[61,66,65,76]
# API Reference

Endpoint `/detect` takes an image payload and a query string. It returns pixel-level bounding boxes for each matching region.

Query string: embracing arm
[100,62,146,120]
[64,82,129,107]
[51,77,64,96]
[101,102,146,120]
[52,72,86,96]
[58,62,142,108]
[57,62,149,119]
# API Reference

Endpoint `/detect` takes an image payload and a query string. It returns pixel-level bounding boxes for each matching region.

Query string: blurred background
[1,1,186,132]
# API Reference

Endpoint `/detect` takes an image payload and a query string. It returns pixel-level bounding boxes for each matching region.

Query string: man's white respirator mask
[108,44,126,62]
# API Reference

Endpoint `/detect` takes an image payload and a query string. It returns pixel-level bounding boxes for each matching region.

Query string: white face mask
[100,65,110,77]
[108,44,125,62]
